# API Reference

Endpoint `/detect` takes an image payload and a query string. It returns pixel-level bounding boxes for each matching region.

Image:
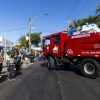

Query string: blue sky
[0,0,99,42]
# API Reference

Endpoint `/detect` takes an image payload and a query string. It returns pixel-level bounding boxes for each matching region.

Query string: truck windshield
[44,39,50,46]
[45,39,50,45]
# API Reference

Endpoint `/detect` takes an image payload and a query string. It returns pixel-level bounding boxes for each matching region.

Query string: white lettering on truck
[72,34,90,39]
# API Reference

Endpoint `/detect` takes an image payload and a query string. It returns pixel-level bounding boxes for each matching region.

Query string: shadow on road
[41,61,48,68]
[68,64,82,76]
[41,62,82,77]
[0,70,23,84]
[0,75,8,84]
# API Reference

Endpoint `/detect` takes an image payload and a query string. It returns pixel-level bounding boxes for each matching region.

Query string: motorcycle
[7,58,22,79]
[0,62,3,73]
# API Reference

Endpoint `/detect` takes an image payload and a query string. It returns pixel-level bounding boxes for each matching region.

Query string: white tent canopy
[31,45,42,51]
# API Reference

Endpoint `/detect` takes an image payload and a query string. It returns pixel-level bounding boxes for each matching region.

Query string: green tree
[95,4,100,27]
[72,15,100,28]
[71,5,100,28]
[18,35,27,48]
[29,32,41,46]
[18,32,41,48]
[96,4,100,15]
[95,15,100,28]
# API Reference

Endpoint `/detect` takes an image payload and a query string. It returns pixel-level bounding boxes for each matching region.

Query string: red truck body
[66,32,100,58]
[42,31,100,78]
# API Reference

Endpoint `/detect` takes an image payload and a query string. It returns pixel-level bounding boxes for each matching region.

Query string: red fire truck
[42,31,100,78]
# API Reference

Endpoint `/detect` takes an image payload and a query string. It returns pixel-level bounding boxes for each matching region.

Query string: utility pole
[28,17,31,54]
[4,32,7,62]
[65,20,72,30]
[28,13,47,54]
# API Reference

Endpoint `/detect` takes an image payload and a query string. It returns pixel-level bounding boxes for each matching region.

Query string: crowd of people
[0,48,44,78]
[0,49,22,78]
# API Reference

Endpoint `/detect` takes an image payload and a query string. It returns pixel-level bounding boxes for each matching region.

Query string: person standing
[0,52,3,74]
[67,24,77,36]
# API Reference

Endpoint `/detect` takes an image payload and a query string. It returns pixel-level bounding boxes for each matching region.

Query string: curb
[2,63,31,73]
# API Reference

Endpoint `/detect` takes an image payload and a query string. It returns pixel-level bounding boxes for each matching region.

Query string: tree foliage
[96,4,100,15]
[73,16,99,27]
[71,5,100,28]
[18,36,27,48]
[29,32,41,46]
[18,32,41,48]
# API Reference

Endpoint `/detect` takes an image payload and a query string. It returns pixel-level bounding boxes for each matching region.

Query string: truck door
[52,35,61,57]
[42,38,50,55]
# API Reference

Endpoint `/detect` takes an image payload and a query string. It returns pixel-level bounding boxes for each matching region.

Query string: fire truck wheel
[80,58,100,79]
[48,56,56,70]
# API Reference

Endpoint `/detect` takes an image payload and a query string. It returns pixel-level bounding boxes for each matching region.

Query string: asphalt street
[0,61,100,100]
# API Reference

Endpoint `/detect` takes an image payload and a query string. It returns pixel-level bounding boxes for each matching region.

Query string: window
[44,39,50,46]
[42,39,50,50]
[54,36,60,44]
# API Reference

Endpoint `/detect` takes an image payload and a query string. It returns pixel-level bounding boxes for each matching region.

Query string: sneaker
[8,78,15,81]
[0,75,2,78]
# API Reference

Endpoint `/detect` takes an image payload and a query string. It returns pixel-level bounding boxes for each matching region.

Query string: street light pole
[4,32,7,62]
[28,13,47,54]
[65,20,72,30]
[28,17,31,54]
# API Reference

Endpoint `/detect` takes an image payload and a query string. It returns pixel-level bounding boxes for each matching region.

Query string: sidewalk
[2,60,31,73]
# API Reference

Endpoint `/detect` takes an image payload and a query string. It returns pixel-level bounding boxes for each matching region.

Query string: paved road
[0,61,100,100]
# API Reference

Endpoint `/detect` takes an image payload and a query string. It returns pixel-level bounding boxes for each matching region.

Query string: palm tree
[95,15,100,28]
[96,4,100,15]
[72,5,100,28]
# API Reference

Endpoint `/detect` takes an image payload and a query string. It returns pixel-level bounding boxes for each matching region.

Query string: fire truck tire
[80,58,100,79]
[48,56,56,70]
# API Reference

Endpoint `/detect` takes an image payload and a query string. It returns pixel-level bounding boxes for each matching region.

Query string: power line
[65,0,81,27]
[69,0,81,20]
[66,0,92,22]
[65,20,72,29]
[67,0,81,19]
[75,0,90,19]
[0,27,27,32]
